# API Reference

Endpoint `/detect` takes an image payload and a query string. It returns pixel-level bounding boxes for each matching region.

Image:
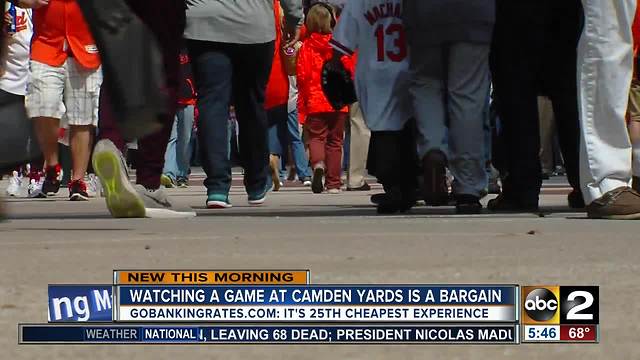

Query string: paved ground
[1,173,638,360]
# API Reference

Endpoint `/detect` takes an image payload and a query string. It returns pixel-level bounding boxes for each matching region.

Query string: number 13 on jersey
[374,23,407,62]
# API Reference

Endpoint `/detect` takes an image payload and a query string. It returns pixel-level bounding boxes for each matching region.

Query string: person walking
[404,0,494,214]
[92,0,196,218]
[489,0,584,212]
[185,0,303,209]
[578,0,640,219]
[297,3,352,194]
[26,0,102,201]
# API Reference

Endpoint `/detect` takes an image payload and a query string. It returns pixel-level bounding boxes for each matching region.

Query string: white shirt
[0,5,32,96]
[330,0,412,131]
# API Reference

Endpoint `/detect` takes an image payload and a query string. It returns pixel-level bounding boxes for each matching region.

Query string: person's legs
[346,103,371,190]
[162,114,179,182]
[33,117,61,169]
[371,123,419,213]
[286,109,311,181]
[266,105,287,191]
[447,42,490,203]
[578,0,640,219]
[231,42,275,201]
[27,60,67,195]
[188,40,233,201]
[489,1,545,210]
[538,96,556,177]
[545,0,584,208]
[306,114,329,193]
[68,125,93,182]
[64,58,102,199]
[325,113,347,191]
[409,46,447,160]
[629,79,640,187]
[407,44,449,205]
[176,104,195,181]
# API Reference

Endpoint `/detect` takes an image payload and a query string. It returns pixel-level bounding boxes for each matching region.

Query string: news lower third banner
[21,270,600,345]
[20,324,518,344]
[115,285,517,322]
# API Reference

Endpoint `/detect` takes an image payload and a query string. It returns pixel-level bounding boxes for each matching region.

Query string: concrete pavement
[1,176,638,359]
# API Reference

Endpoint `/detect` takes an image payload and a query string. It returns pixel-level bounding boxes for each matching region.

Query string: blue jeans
[267,106,311,182]
[188,40,274,196]
[163,105,195,180]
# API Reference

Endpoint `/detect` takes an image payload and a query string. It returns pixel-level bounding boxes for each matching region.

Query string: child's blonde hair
[305,3,335,34]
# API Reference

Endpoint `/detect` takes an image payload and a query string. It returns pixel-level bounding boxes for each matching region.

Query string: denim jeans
[267,106,311,185]
[188,40,274,196]
[163,105,195,180]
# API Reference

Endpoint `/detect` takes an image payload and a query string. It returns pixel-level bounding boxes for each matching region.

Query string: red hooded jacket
[265,3,289,110]
[296,32,353,124]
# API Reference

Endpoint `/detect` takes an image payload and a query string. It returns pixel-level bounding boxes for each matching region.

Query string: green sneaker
[92,139,145,218]
[161,174,176,188]
[207,193,232,209]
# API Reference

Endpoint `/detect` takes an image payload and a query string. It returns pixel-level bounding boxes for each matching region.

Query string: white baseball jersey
[0,5,32,96]
[330,0,412,131]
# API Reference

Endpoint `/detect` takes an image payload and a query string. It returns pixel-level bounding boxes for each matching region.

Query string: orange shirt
[265,2,290,110]
[31,0,100,69]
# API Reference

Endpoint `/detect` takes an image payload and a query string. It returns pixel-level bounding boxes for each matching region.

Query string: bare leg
[33,117,60,167]
[69,125,94,181]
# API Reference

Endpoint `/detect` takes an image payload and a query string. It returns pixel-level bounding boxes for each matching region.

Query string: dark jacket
[403,0,495,46]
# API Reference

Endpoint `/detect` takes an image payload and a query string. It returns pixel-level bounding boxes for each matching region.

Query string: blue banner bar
[48,285,113,322]
[117,285,515,306]
[20,324,518,344]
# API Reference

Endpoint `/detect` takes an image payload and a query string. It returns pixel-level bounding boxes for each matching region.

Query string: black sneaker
[455,194,482,214]
[176,177,189,188]
[311,167,324,194]
[421,150,449,206]
[370,193,385,205]
[487,193,539,213]
[568,189,585,209]
[377,187,415,214]
[42,164,61,196]
[68,179,90,201]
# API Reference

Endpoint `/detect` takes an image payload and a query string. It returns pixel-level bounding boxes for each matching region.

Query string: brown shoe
[586,187,640,220]
[421,149,449,206]
[269,154,281,192]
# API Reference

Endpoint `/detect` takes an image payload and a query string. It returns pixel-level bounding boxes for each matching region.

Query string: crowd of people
[0,0,639,220]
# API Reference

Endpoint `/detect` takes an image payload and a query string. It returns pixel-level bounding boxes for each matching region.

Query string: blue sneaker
[247,188,267,206]
[207,193,232,209]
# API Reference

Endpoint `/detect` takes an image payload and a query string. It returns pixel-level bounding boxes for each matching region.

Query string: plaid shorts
[26,59,102,126]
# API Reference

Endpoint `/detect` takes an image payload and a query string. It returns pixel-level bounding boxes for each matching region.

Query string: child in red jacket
[297,3,352,194]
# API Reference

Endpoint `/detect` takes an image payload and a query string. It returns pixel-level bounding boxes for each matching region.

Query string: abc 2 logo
[522,286,599,325]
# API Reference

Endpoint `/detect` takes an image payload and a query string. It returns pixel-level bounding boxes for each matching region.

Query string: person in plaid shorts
[25,0,102,201]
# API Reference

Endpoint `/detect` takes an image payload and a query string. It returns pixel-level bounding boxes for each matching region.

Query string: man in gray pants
[403,0,495,214]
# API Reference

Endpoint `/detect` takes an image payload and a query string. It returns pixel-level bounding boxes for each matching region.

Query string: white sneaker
[28,177,46,198]
[85,173,102,198]
[5,171,22,197]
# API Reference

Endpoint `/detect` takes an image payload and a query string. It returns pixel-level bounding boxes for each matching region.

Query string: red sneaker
[68,179,89,201]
